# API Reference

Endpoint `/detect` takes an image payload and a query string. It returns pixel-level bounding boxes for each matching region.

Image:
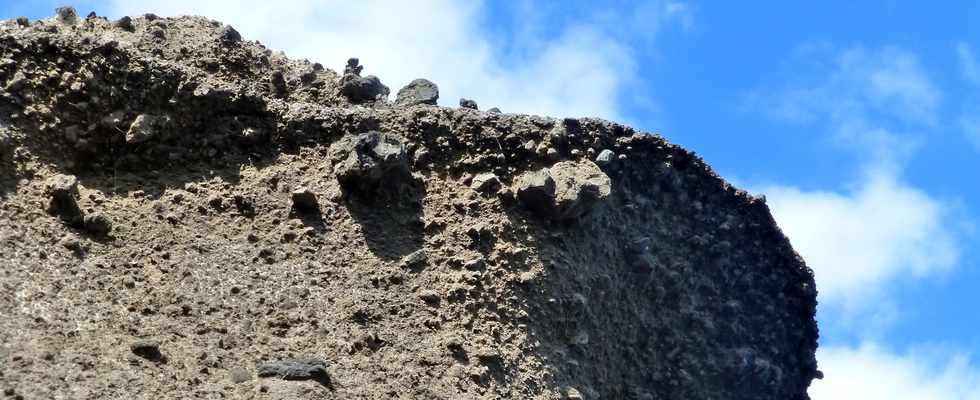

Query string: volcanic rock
[0,11,819,400]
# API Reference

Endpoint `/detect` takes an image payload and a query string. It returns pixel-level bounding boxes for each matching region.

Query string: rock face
[0,11,819,400]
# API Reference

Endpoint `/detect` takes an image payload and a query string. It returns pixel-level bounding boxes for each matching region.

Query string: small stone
[564,386,585,400]
[418,289,440,304]
[291,187,318,212]
[15,17,29,27]
[515,169,555,215]
[344,58,363,76]
[515,161,611,222]
[331,131,410,192]
[487,107,501,114]
[46,174,84,226]
[130,340,164,362]
[113,16,134,31]
[340,75,389,103]
[82,212,112,237]
[401,249,427,268]
[207,194,224,210]
[229,367,251,384]
[395,79,439,106]
[86,11,97,19]
[595,149,615,165]
[459,98,478,110]
[55,6,78,25]
[59,235,83,255]
[125,114,169,144]
[257,358,329,382]
[549,160,612,221]
[469,173,500,193]
[221,25,242,42]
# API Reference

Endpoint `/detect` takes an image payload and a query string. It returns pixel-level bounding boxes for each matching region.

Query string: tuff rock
[0,11,819,400]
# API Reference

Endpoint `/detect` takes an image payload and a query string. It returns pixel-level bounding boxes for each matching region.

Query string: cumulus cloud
[758,168,958,312]
[751,45,957,312]
[810,344,980,400]
[748,43,972,398]
[101,0,687,121]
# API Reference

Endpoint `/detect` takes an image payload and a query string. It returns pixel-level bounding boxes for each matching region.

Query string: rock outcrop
[0,9,819,400]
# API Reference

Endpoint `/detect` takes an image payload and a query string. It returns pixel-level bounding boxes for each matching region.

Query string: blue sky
[4,1,980,397]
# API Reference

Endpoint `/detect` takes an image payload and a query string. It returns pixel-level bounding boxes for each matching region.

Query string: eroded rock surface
[0,10,818,400]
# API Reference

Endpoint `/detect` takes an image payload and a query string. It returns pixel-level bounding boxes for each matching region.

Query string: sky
[3,1,980,398]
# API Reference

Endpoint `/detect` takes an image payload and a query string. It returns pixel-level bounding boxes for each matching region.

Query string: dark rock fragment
[15,17,29,27]
[130,340,164,362]
[269,70,287,97]
[82,212,112,237]
[46,174,84,226]
[459,98,478,110]
[221,25,241,42]
[470,172,500,193]
[340,75,389,103]
[331,131,410,192]
[344,57,363,76]
[291,187,318,212]
[395,79,439,106]
[515,169,556,216]
[55,6,77,25]
[487,107,501,114]
[257,358,329,383]
[401,249,427,269]
[113,16,134,31]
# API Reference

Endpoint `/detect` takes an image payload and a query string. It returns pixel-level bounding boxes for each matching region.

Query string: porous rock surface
[0,10,819,400]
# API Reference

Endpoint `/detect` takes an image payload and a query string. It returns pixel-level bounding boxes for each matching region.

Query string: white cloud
[750,46,957,314]
[101,0,686,121]
[810,344,980,400]
[751,46,940,154]
[758,167,958,313]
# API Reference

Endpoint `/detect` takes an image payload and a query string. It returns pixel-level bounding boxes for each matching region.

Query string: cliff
[0,9,819,399]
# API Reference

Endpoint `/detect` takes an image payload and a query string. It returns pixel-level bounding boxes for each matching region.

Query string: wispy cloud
[957,43,980,86]
[956,43,980,151]
[102,0,688,121]
[811,343,980,400]
[747,46,939,166]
